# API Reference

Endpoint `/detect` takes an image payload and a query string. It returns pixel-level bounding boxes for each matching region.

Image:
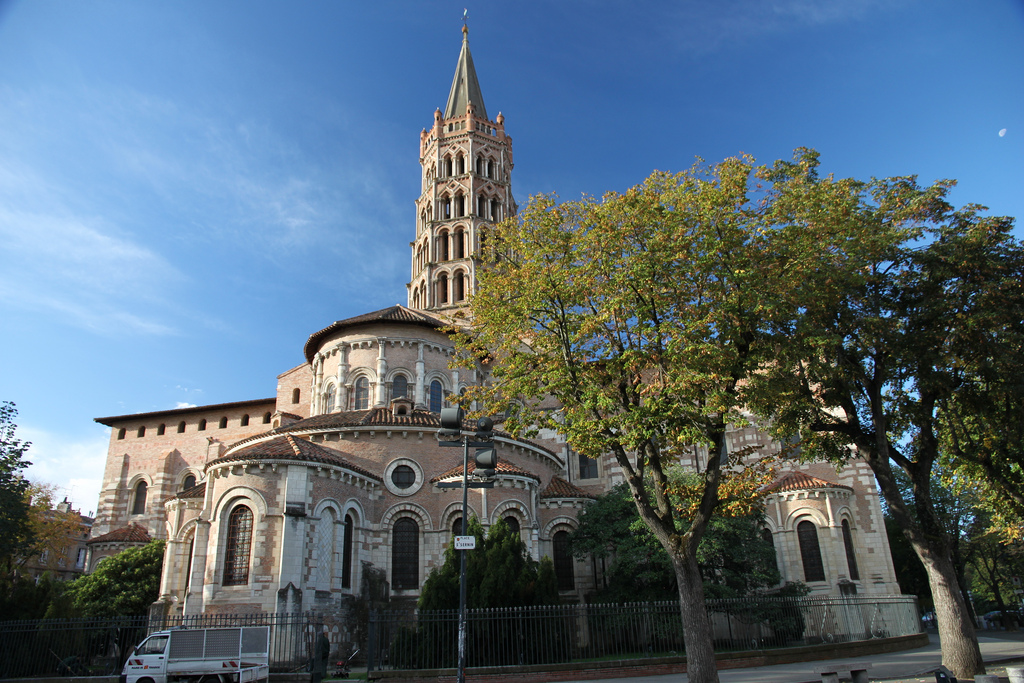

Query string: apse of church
[90,26,900,618]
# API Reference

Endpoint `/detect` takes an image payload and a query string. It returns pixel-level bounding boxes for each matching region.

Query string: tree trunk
[919,546,985,677]
[673,550,719,683]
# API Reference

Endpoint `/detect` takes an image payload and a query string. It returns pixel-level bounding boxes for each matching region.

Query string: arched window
[218,416,228,429]
[842,519,860,580]
[392,518,419,590]
[315,508,336,587]
[456,155,465,175]
[429,380,444,413]
[323,386,336,413]
[454,194,465,218]
[353,377,370,410]
[137,426,146,438]
[131,481,147,515]
[438,232,450,261]
[761,527,775,549]
[157,423,166,436]
[553,530,574,590]
[117,428,126,440]
[198,419,207,431]
[223,505,253,586]
[241,414,250,426]
[292,388,301,404]
[181,474,196,491]
[177,421,186,433]
[342,514,354,589]
[443,156,452,177]
[504,516,521,537]
[490,199,499,221]
[475,156,483,175]
[454,272,465,302]
[453,230,465,259]
[263,412,272,424]
[797,520,826,582]
[487,158,494,179]
[477,195,485,217]
[451,517,464,537]
[438,273,449,304]
[392,374,409,400]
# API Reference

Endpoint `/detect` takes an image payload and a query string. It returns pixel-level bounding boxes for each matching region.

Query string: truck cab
[120,632,170,683]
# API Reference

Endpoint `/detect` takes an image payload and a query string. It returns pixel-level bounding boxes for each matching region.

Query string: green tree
[570,482,787,602]
[456,156,796,683]
[0,402,33,574]
[748,155,1021,677]
[67,540,165,617]
[419,517,558,610]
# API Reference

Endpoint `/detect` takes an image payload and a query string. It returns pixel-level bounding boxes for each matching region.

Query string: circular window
[384,459,424,496]
[391,465,416,490]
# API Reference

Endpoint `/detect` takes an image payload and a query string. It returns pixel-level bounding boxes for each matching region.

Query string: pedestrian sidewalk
[556,631,1024,683]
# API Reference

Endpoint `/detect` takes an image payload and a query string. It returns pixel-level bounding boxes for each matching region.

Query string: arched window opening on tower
[157,423,166,436]
[553,530,574,590]
[117,428,126,440]
[429,380,444,413]
[456,155,465,175]
[218,416,228,429]
[455,194,465,218]
[438,272,449,304]
[442,197,451,221]
[504,516,521,537]
[241,414,250,426]
[475,156,483,175]
[263,412,272,424]
[315,507,336,588]
[137,426,146,438]
[454,271,466,302]
[131,481,148,515]
[477,195,485,217]
[323,386,336,413]
[198,419,207,431]
[292,388,301,404]
[392,517,419,590]
[443,156,452,177]
[487,158,494,179]
[392,374,409,400]
[353,377,370,411]
[453,229,465,259]
[182,474,196,491]
[490,199,499,221]
[797,520,826,582]
[177,421,186,433]
[842,519,860,580]
[438,232,450,261]
[223,505,253,586]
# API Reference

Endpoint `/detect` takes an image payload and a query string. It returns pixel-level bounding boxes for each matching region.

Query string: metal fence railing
[367,595,922,672]
[0,611,338,679]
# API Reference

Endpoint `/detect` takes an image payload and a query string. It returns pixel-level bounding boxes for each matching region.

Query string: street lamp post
[436,407,495,683]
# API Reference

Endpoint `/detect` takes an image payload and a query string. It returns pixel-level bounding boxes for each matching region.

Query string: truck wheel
[138,678,156,683]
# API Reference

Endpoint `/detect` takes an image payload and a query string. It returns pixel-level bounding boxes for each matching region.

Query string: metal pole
[457,437,469,683]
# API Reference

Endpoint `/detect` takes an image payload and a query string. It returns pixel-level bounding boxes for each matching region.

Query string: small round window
[391,465,416,490]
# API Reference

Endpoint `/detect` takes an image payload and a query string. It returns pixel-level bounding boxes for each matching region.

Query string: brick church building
[90,26,900,617]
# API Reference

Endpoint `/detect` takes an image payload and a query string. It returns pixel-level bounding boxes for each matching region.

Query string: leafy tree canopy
[419,517,558,610]
[570,482,793,602]
[67,540,165,617]
[0,401,33,571]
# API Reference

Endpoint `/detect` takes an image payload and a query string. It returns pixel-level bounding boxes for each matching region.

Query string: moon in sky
[999,128,1007,137]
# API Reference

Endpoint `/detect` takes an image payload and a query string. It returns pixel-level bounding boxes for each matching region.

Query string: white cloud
[174,402,198,409]
[20,426,108,517]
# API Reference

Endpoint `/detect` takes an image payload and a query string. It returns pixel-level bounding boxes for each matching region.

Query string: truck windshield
[139,636,168,655]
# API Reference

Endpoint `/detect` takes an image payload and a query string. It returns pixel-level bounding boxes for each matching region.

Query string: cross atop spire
[443,24,488,121]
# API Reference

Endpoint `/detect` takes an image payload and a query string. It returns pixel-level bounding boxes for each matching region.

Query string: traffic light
[474,446,497,478]
[438,407,464,443]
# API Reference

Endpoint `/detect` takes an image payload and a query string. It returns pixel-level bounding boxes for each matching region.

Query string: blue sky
[1,0,1021,515]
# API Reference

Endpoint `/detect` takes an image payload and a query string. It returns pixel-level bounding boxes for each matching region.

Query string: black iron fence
[0,612,335,679]
[367,595,921,671]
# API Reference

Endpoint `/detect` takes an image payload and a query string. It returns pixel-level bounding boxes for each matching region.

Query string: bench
[813,662,871,683]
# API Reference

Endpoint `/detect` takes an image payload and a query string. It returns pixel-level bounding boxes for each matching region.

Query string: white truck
[119,626,270,683]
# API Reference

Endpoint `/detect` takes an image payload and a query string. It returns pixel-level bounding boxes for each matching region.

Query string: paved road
[557,630,1024,683]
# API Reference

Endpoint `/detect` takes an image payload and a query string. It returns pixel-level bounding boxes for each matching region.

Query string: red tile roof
[88,523,151,545]
[304,305,450,362]
[175,482,206,499]
[764,471,853,493]
[540,476,597,499]
[431,460,539,482]
[95,398,276,426]
[208,435,381,481]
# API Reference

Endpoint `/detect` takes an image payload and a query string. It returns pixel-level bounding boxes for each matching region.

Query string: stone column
[414,343,426,409]
[375,339,388,407]
[190,519,211,615]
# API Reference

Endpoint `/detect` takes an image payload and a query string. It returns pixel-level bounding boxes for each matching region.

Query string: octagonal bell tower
[407,25,516,316]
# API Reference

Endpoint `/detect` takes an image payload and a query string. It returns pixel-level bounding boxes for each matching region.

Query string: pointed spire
[444,24,488,121]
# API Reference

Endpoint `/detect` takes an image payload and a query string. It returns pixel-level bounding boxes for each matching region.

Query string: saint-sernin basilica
[89,26,900,617]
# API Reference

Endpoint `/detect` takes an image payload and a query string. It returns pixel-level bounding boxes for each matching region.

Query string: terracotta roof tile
[764,471,853,493]
[540,476,597,499]
[431,460,539,482]
[208,435,381,481]
[95,398,277,426]
[175,482,206,499]
[88,523,151,545]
